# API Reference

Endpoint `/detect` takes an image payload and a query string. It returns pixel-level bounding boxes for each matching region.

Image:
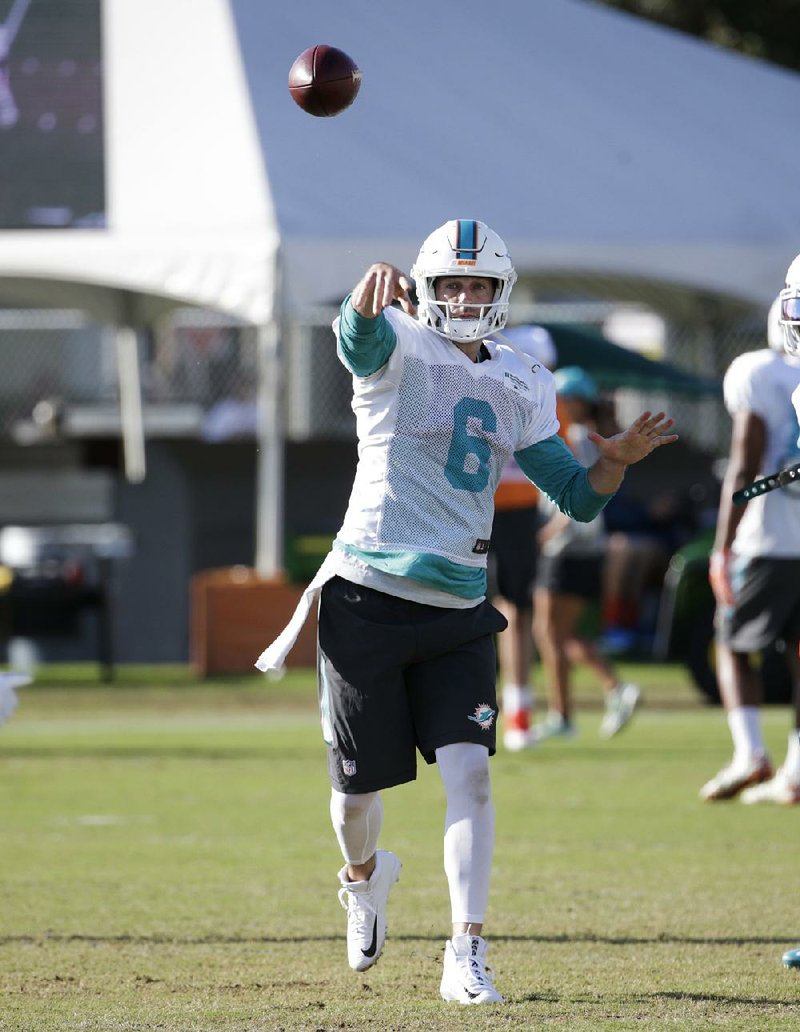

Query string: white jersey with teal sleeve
[724,349,800,558]
[334,305,559,595]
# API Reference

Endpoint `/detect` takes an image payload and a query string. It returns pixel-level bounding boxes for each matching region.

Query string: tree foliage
[597,1,800,74]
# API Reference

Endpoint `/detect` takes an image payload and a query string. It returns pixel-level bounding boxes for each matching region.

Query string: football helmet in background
[767,294,784,352]
[779,252,800,357]
[411,219,517,343]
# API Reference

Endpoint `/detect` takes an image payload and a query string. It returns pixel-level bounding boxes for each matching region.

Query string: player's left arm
[515,436,609,522]
[515,410,677,523]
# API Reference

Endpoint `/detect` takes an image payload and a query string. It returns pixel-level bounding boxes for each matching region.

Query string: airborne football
[288,44,361,117]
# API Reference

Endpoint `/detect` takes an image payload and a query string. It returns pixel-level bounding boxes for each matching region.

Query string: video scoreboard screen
[0,0,105,228]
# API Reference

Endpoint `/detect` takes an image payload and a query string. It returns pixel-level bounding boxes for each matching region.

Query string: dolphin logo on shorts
[467,704,496,731]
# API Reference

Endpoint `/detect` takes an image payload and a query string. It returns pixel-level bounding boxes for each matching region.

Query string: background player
[701,292,800,803]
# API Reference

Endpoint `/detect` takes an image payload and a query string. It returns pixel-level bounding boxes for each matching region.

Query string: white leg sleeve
[436,742,494,925]
[329,789,383,866]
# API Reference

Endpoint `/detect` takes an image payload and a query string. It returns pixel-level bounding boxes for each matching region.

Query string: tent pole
[254,309,284,579]
[115,325,146,483]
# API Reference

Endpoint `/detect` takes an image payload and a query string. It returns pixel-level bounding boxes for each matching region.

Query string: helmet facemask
[780,286,800,357]
[411,219,517,343]
[780,254,800,357]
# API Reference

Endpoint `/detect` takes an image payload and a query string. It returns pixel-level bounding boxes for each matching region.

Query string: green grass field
[1,663,798,1031]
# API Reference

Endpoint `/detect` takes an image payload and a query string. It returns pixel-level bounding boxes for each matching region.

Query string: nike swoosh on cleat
[361,917,378,958]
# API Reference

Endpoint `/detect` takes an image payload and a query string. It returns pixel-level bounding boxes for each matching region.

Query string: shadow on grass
[1,933,794,947]
[516,990,795,1007]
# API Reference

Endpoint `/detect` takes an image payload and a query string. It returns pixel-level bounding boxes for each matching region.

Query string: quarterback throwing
[256,219,676,1004]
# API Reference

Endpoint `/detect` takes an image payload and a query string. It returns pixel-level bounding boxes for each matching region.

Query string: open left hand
[588,411,678,468]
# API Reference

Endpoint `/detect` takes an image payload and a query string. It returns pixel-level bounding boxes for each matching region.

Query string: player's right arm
[337,263,416,378]
[710,409,765,605]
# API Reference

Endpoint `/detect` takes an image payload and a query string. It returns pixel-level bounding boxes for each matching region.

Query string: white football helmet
[410,219,517,343]
[767,295,784,352]
[779,252,800,357]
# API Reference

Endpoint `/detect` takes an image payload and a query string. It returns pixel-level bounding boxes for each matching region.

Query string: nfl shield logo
[342,758,357,776]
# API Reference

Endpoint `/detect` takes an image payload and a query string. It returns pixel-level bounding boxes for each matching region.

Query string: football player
[256,219,676,1003]
[702,280,800,805]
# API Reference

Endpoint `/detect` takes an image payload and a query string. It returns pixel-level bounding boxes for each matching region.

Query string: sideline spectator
[531,367,640,740]
[488,325,556,750]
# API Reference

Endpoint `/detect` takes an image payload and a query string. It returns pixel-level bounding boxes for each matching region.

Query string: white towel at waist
[254,552,339,674]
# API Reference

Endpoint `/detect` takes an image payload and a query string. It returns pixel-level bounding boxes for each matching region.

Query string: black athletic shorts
[487,505,540,608]
[715,555,800,652]
[536,552,604,602]
[317,576,508,794]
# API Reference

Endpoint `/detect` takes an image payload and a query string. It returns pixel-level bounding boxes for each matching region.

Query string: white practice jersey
[724,349,800,557]
[335,306,559,569]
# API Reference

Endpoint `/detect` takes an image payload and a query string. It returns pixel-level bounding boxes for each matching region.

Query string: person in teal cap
[531,367,641,741]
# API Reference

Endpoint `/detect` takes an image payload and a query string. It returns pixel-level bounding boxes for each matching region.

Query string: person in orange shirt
[489,325,558,750]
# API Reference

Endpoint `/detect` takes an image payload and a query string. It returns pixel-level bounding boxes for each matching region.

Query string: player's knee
[443,751,491,807]
[331,788,378,820]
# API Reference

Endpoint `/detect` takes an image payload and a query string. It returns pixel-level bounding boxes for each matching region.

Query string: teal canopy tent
[539,323,721,397]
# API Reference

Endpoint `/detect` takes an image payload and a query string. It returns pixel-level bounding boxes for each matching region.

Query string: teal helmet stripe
[456,219,478,260]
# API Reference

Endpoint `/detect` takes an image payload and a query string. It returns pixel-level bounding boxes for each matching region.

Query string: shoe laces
[454,950,495,994]
[338,884,376,931]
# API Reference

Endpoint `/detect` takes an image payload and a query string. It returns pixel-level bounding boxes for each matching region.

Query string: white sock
[503,684,533,712]
[727,706,765,763]
[784,730,800,783]
[329,789,383,867]
[436,742,494,926]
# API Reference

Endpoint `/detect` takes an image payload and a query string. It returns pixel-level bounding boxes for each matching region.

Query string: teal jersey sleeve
[514,434,614,522]
[337,294,398,377]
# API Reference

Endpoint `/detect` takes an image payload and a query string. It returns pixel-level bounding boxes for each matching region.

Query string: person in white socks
[256,219,677,1003]
[702,286,800,804]
[487,324,557,751]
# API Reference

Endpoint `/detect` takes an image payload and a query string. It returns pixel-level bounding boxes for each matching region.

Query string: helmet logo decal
[456,219,483,260]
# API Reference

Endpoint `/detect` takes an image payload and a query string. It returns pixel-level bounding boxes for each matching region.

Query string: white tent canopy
[232,0,800,312]
[1,0,799,573]
[0,0,798,320]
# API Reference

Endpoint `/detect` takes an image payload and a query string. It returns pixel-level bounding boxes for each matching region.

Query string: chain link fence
[0,289,771,456]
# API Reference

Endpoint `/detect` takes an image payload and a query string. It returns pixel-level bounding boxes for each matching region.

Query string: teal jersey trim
[337,295,398,377]
[515,434,613,522]
[335,542,486,599]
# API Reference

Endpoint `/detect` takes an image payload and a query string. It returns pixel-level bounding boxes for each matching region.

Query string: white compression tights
[436,742,494,925]
[329,789,384,866]
[329,742,494,924]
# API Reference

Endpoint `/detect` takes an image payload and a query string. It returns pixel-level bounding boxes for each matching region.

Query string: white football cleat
[503,727,536,751]
[600,682,641,739]
[699,754,773,801]
[440,934,504,1005]
[529,711,577,743]
[740,768,800,805]
[337,849,401,972]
